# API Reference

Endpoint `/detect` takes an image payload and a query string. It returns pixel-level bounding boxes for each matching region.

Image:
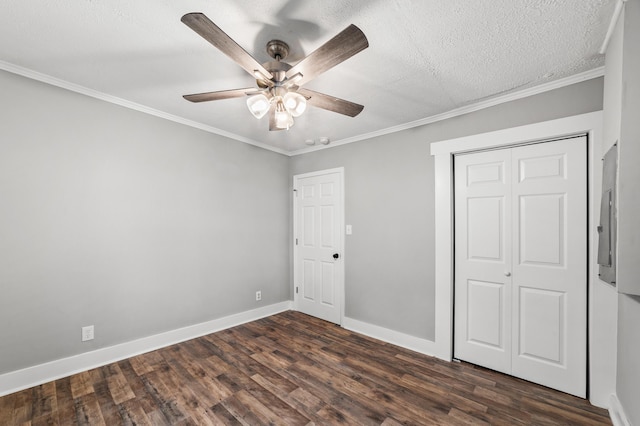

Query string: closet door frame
[430,111,603,398]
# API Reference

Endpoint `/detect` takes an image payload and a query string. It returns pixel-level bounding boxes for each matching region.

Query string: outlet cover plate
[82,325,94,342]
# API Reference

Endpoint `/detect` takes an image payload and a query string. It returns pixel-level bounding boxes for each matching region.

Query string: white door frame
[292,167,345,324]
[430,111,603,393]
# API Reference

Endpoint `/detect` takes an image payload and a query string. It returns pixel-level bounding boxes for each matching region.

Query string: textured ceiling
[0,0,616,154]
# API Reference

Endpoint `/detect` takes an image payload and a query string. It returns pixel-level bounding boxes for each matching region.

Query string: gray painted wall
[0,64,606,382]
[614,1,640,424]
[290,77,604,341]
[0,70,290,374]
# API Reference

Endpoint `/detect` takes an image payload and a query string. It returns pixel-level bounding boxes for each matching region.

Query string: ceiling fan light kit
[283,92,307,117]
[245,85,307,130]
[246,94,270,119]
[181,12,368,132]
[274,98,294,130]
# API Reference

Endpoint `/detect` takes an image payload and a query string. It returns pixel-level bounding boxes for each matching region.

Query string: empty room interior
[1,1,639,425]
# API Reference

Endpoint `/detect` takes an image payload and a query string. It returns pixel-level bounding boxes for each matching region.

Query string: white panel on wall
[467,197,504,261]
[519,287,565,365]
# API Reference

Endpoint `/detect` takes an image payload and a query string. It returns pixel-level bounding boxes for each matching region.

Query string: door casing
[430,111,605,403]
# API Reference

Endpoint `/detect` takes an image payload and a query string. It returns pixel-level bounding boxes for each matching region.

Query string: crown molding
[289,66,605,156]
[2,60,603,158]
[0,60,288,156]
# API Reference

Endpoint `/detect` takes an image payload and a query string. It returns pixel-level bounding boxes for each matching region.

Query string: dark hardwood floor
[0,311,611,425]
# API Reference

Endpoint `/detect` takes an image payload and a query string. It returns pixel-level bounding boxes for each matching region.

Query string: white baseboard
[0,301,292,397]
[609,394,631,426]
[342,316,439,358]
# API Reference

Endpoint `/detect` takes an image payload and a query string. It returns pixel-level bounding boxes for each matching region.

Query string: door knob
[504,271,511,277]
[333,253,340,260]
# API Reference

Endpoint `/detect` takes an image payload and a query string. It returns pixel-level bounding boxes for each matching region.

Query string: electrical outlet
[256,290,262,301]
[82,325,94,342]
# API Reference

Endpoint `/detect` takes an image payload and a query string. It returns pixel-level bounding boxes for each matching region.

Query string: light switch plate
[346,225,352,235]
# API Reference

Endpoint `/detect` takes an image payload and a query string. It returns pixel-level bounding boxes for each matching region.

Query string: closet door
[510,137,586,396]
[454,148,513,374]
[454,136,587,398]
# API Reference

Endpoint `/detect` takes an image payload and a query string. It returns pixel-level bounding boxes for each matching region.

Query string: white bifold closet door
[454,136,587,398]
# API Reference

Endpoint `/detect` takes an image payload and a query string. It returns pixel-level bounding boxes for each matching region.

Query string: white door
[454,136,587,397]
[293,168,344,324]
[454,148,513,374]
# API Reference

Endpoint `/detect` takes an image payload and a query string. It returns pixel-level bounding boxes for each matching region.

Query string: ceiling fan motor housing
[266,40,290,61]
[256,40,293,88]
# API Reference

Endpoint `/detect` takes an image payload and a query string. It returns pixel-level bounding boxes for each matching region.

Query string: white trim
[292,167,346,325]
[432,152,456,361]
[430,111,602,155]
[600,0,628,54]
[1,59,603,158]
[0,60,288,156]
[430,111,604,397]
[342,317,438,357]
[0,301,292,397]
[609,394,632,426]
[290,67,605,156]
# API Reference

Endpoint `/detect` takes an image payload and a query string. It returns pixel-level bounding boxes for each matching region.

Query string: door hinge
[295,238,298,245]
[296,286,299,294]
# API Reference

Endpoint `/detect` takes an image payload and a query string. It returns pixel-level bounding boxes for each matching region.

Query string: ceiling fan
[181,13,369,131]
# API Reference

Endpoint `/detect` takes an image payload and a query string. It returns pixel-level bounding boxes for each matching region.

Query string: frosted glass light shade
[274,98,294,130]
[283,92,307,117]
[246,94,270,119]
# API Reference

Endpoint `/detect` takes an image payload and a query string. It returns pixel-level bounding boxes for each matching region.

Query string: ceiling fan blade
[182,13,273,81]
[183,88,262,103]
[298,88,364,117]
[285,24,368,86]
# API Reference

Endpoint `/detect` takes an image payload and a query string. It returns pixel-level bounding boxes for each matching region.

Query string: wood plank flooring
[0,311,611,425]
